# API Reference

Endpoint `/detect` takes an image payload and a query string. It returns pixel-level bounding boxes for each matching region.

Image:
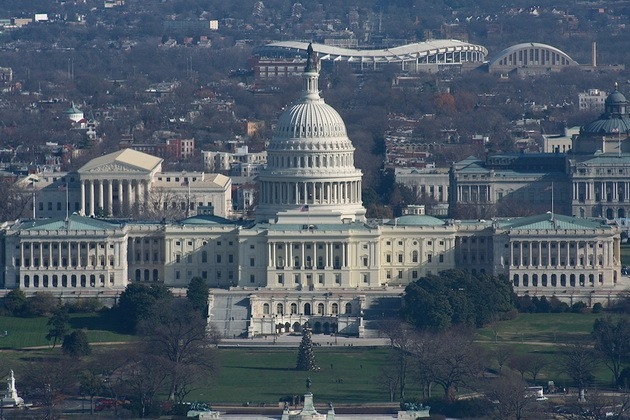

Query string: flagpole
[551,182,554,220]
[66,184,69,220]
[32,192,36,219]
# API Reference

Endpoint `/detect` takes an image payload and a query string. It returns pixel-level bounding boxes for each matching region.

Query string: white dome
[255,44,366,224]
[275,100,347,139]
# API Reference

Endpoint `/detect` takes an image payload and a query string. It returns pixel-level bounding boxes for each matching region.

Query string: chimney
[592,41,597,67]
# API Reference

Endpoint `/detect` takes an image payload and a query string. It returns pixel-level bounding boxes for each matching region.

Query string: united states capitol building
[0,47,626,338]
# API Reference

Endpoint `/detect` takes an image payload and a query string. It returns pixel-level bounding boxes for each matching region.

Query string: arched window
[532,274,538,287]
[331,303,338,314]
[560,274,566,286]
[202,251,208,263]
[551,274,557,287]
[523,274,529,287]
[290,303,298,314]
[23,275,29,288]
[541,274,548,287]
[317,303,324,315]
[412,251,418,263]
[277,303,284,315]
[345,303,352,314]
[513,274,519,287]
[570,274,576,287]
[304,303,311,315]
[263,303,270,315]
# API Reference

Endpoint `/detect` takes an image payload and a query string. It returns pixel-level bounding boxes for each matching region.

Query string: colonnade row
[128,237,165,264]
[457,184,490,203]
[574,181,630,203]
[259,180,362,206]
[261,301,355,317]
[512,271,613,288]
[508,239,618,268]
[267,152,354,169]
[267,241,351,270]
[19,272,116,289]
[81,179,150,216]
[16,240,125,269]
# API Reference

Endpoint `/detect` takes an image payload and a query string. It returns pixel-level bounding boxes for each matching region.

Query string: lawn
[476,312,601,345]
[0,313,136,349]
[196,346,406,405]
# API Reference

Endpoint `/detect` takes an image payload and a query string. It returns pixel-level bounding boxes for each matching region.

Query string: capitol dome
[256,44,366,223]
[581,85,630,135]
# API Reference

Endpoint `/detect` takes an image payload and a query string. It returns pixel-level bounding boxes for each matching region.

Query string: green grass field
[0,313,136,349]
[201,347,401,404]
[476,312,600,344]
[0,311,620,404]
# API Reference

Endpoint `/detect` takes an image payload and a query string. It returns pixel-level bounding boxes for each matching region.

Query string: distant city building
[487,42,579,75]
[120,138,195,160]
[253,40,487,73]
[579,89,608,112]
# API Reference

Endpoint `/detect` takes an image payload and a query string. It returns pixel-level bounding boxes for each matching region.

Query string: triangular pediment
[78,149,163,174]
[85,162,147,173]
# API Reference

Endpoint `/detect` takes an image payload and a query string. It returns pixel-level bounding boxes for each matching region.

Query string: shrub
[592,302,603,314]
[570,301,588,314]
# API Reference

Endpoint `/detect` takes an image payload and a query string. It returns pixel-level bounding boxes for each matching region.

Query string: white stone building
[0,46,626,338]
[20,149,232,220]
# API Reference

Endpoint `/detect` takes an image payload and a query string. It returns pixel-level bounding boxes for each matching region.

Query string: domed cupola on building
[255,44,366,223]
[573,84,630,154]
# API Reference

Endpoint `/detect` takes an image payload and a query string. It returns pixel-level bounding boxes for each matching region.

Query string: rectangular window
[176,254,181,263]
[278,274,284,284]
[250,275,255,283]
[318,274,324,284]
[228,254,234,263]
[397,270,403,279]
[427,254,432,263]
[202,271,207,279]
[216,255,221,263]
[250,257,255,267]
[175,271,180,279]
[439,254,444,263]
[412,270,418,279]
[398,254,403,263]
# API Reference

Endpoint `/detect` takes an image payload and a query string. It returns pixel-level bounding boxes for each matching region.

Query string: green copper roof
[20,214,122,231]
[176,215,234,225]
[498,213,608,230]
[386,215,446,227]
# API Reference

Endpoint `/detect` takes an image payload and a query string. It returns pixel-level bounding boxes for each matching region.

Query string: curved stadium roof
[255,40,488,65]
[488,42,578,67]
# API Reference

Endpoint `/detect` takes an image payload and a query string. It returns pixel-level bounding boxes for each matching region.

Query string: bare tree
[376,362,400,402]
[22,357,78,419]
[559,342,599,402]
[138,299,220,402]
[377,319,417,401]
[486,372,537,420]
[525,354,548,384]
[419,329,485,402]
[592,316,630,386]
[509,354,534,380]
[493,345,514,374]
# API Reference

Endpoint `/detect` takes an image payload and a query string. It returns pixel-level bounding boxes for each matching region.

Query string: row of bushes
[515,295,603,314]
[1,290,104,317]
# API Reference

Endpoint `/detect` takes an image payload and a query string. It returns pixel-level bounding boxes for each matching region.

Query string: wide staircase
[208,292,250,339]
[361,294,403,338]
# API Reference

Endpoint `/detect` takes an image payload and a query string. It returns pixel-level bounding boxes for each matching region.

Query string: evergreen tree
[46,306,70,348]
[187,277,209,316]
[62,330,91,357]
[296,325,318,371]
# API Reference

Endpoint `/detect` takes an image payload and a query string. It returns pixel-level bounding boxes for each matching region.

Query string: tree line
[0,277,218,418]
